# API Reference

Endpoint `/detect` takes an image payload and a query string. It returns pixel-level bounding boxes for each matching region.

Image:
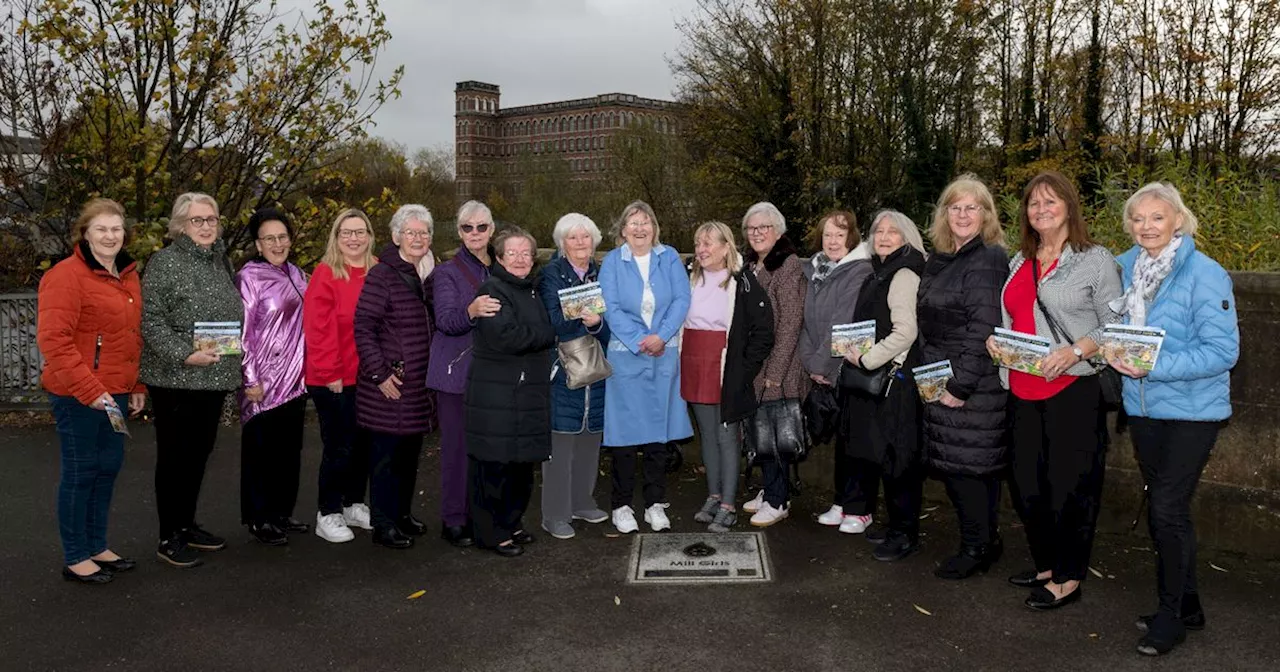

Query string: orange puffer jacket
[37,242,145,405]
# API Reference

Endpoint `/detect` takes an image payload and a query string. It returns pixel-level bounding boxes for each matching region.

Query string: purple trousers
[437,392,469,527]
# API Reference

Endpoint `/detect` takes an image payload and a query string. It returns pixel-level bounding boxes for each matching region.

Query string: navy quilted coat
[537,254,610,434]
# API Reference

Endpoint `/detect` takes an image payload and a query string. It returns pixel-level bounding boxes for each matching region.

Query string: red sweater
[304,262,367,386]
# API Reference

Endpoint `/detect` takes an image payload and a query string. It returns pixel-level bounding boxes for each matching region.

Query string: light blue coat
[598,243,694,447]
[1116,237,1239,421]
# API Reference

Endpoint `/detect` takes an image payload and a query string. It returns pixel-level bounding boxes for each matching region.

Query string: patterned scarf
[1109,235,1183,327]
[810,253,835,287]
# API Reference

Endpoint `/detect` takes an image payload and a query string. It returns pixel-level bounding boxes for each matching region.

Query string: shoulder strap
[454,254,483,290]
[1033,257,1075,346]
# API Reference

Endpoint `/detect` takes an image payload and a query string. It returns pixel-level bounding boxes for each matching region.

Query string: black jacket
[464,262,557,463]
[917,237,1010,476]
[717,268,776,423]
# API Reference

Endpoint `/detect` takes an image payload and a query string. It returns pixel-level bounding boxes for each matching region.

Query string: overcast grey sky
[361,0,699,152]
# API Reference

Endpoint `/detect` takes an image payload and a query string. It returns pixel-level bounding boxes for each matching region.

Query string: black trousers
[368,431,423,530]
[240,396,307,526]
[610,443,667,510]
[1009,376,1107,582]
[1130,416,1220,624]
[468,456,535,548]
[151,386,226,540]
[311,386,371,515]
[833,451,860,510]
[942,472,1002,546]
[847,459,925,537]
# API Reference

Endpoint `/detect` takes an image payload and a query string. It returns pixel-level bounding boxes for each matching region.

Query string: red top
[304,262,368,386]
[1004,259,1074,401]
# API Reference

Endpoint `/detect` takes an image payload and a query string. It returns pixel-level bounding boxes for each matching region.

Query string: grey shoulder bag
[557,334,611,390]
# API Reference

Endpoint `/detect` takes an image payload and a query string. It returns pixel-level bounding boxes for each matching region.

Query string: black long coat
[917,237,1010,476]
[718,268,775,424]
[464,261,556,463]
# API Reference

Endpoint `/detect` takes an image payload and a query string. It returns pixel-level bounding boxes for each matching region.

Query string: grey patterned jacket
[998,244,1122,385]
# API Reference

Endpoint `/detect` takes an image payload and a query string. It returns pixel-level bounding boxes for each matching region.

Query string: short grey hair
[390,204,433,237]
[455,200,492,229]
[167,192,220,239]
[742,201,787,235]
[552,213,602,253]
[610,200,661,246]
[494,226,538,258]
[1122,182,1199,238]
[870,209,927,256]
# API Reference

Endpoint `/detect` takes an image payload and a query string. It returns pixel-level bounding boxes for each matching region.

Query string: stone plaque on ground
[627,532,773,584]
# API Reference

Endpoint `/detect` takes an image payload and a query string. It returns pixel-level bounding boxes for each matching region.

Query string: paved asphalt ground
[1,418,1277,672]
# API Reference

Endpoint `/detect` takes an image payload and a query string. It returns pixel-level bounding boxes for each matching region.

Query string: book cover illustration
[831,320,877,357]
[105,403,130,436]
[1099,324,1166,372]
[912,360,954,403]
[193,321,243,355]
[558,282,606,320]
[989,327,1052,377]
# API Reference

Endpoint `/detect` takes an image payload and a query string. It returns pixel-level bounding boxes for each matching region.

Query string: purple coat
[354,244,436,435]
[426,246,491,395]
[236,260,309,423]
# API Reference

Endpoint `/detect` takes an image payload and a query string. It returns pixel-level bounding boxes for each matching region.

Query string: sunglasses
[460,223,490,234]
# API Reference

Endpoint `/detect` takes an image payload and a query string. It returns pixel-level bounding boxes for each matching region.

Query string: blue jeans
[51,393,127,565]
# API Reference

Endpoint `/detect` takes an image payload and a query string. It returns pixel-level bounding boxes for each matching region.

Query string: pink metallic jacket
[237,260,309,423]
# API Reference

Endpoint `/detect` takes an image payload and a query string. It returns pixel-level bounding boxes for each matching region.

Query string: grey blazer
[998,244,1122,385]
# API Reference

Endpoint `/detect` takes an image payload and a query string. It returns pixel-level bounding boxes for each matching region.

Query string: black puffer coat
[917,237,1009,476]
[464,261,556,463]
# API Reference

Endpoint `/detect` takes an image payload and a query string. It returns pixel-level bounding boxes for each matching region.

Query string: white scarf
[1110,235,1183,327]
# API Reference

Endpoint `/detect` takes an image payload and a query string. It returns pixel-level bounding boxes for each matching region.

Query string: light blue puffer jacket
[1115,237,1239,421]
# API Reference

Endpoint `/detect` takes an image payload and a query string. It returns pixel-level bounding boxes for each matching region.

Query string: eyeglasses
[338,229,369,239]
[503,251,534,260]
[188,216,220,228]
[400,230,431,240]
[460,223,490,234]
[259,234,290,246]
[745,225,773,235]
[947,204,982,217]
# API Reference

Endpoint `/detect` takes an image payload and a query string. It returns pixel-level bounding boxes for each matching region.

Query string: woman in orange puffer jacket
[37,198,146,584]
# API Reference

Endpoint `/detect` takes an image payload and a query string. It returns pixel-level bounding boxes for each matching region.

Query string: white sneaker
[612,506,639,534]
[742,490,765,513]
[342,503,372,530]
[838,514,873,534]
[644,503,671,532]
[817,504,845,526]
[315,512,355,543]
[750,502,789,527]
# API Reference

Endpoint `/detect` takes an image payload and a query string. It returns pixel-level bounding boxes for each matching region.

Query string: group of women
[37,171,1238,658]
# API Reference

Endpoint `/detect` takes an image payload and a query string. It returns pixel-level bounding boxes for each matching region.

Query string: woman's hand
[128,392,146,416]
[763,379,780,389]
[1108,357,1149,379]
[326,379,343,394]
[185,348,220,367]
[985,335,999,360]
[810,373,831,386]
[467,294,501,320]
[378,374,403,400]
[245,384,265,403]
[89,393,114,411]
[1040,346,1081,382]
[939,390,966,408]
[843,350,862,367]
[581,311,602,328]
[639,334,665,356]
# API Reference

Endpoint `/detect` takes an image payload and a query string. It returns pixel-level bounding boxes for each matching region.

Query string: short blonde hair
[929,174,1005,253]
[320,208,376,281]
[690,221,742,289]
[167,192,220,240]
[870,209,927,256]
[611,200,661,247]
[1122,182,1199,238]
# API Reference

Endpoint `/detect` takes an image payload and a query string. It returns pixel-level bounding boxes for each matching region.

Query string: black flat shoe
[373,527,414,549]
[864,527,889,545]
[93,557,137,573]
[249,522,289,546]
[275,517,311,534]
[934,545,994,580]
[1137,629,1186,656]
[873,533,919,562]
[62,566,113,584]
[397,516,428,537]
[1008,569,1050,588]
[1025,585,1083,610]
[511,529,535,545]
[492,542,524,558]
[440,524,474,548]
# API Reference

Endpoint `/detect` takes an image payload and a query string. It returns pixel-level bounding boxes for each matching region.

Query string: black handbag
[744,397,808,461]
[837,359,900,398]
[1032,259,1123,408]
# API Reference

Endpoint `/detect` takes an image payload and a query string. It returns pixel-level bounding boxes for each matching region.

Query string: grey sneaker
[694,497,721,524]
[708,507,737,533]
[571,508,609,524]
[541,520,576,540]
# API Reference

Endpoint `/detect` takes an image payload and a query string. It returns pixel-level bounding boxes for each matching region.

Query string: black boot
[440,524,474,548]
[934,544,994,580]
[248,521,288,546]
[1136,592,1206,633]
[373,526,414,549]
[397,515,428,537]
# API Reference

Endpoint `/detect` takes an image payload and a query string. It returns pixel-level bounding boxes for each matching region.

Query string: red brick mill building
[454,81,680,204]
